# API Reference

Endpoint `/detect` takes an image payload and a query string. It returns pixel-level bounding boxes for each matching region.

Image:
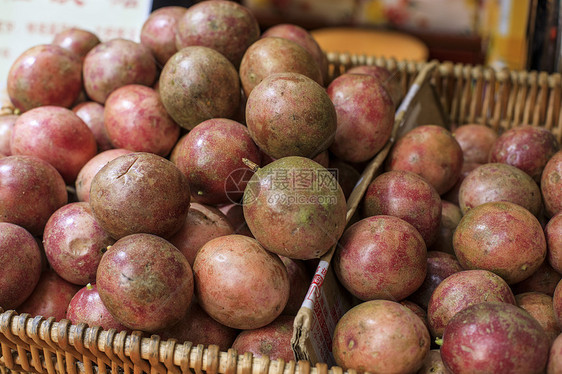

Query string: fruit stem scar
[242,158,259,172]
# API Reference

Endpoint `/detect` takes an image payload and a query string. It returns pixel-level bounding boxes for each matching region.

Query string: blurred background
[153,0,562,72]
[0,0,561,83]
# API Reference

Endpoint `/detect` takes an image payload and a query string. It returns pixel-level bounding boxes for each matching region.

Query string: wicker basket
[1,55,561,374]
[327,52,562,142]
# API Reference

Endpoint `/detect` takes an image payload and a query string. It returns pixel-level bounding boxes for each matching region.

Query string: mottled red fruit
[7,44,82,112]
[441,161,481,206]
[553,280,562,328]
[332,300,430,374]
[168,203,235,266]
[10,106,98,183]
[262,23,329,85]
[83,38,157,104]
[0,223,42,309]
[232,314,295,362]
[400,300,429,330]
[489,125,560,183]
[73,90,88,107]
[548,333,562,373]
[386,125,464,195]
[408,251,463,310]
[239,37,323,97]
[313,150,330,168]
[156,301,238,351]
[175,0,260,68]
[67,283,130,331]
[363,170,442,247]
[104,84,180,156]
[0,156,68,236]
[547,213,562,273]
[52,27,100,60]
[441,302,549,374]
[334,215,427,301]
[516,292,560,344]
[74,148,132,203]
[453,201,546,284]
[193,235,290,330]
[428,251,458,259]
[542,150,562,218]
[43,202,115,285]
[218,203,254,237]
[512,261,562,296]
[417,350,451,374]
[243,157,347,260]
[260,149,330,168]
[280,256,311,315]
[329,158,361,200]
[0,114,17,156]
[246,72,336,159]
[17,270,81,320]
[140,6,187,66]
[453,124,498,164]
[346,65,403,106]
[172,118,261,205]
[459,163,542,216]
[89,152,191,239]
[427,270,516,338]
[327,73,395,163]
[97,233,193,332]
[429,201,462,255]
[72,101,113,152]
[159,46,240,130]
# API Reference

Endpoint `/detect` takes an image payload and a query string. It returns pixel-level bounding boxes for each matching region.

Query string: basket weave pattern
[327,53,562,141]
[1,55,562,374]
[0,308,345,374]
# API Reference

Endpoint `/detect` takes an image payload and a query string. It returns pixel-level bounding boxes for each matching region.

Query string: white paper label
[301,259,330,310]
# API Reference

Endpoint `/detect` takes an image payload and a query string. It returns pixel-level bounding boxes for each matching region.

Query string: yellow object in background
[480,0,533,71]
[311,27,429,62]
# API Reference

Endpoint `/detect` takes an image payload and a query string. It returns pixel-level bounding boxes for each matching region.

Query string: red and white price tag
[0,0,152,92]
